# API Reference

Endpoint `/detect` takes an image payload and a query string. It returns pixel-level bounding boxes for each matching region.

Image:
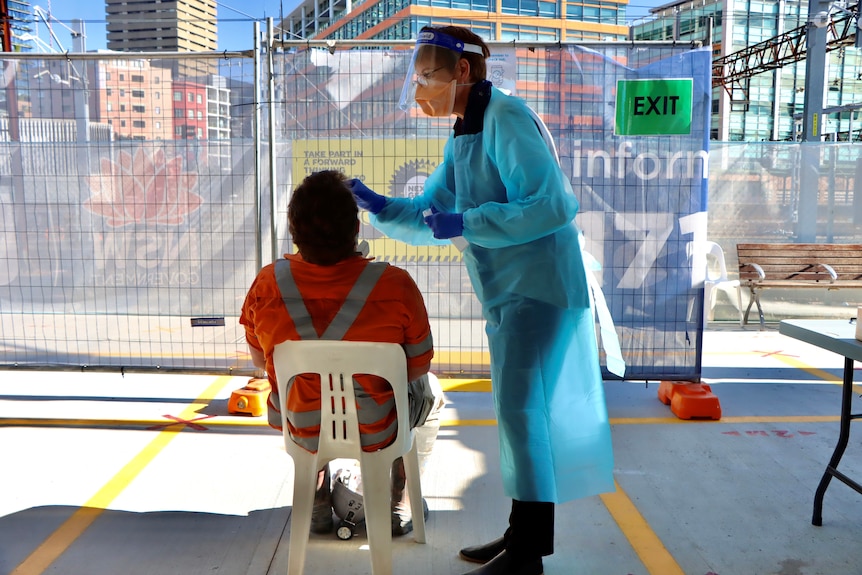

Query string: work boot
[459,550,543,575]
[310,465,334,534]
[459,537,506,564]
[390,457,429,536]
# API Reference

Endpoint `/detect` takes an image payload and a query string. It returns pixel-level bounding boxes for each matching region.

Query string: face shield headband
[398,30,485,111]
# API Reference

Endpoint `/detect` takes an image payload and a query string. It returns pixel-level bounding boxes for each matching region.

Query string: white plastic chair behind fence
[688,240,740,327]
[272,340,426,575]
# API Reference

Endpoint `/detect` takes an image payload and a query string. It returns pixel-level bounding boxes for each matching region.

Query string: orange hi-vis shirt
[240,253,434,452]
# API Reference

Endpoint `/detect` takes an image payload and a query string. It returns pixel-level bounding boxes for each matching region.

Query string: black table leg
[812,357,855,526]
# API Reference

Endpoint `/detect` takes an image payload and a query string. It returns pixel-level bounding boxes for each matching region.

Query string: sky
[42,0,304,52]
[42,0,662,53]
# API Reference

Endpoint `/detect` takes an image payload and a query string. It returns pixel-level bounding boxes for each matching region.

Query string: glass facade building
[632,0,862,141]
[281,0,630,43]
[2,0,33,52]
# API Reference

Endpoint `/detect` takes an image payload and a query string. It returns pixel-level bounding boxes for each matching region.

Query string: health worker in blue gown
[348,25,615,575]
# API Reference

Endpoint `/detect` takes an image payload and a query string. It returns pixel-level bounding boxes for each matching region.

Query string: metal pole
[803,0,830,141]
[267,17,279,264]
[72,18,91,192]
[253,21,263,273]
[798,0,831,242]
[771,0,786,141]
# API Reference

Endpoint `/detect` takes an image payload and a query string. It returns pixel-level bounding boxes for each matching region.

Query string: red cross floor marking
[147,413,216,431]
[752,349,799,359]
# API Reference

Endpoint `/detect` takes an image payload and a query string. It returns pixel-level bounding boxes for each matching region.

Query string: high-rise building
[0,0,33,52]
[89,57,174,141]
[106,0,217,52]
[280,0,629,42]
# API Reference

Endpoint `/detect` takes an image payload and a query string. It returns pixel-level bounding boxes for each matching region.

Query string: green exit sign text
[615,79,693,136]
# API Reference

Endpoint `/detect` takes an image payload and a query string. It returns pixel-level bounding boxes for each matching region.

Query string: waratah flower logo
[84,147,203,227]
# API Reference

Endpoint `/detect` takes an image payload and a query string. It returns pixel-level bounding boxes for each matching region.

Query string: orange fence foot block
[228,378,271,417]
[657,381,721,420]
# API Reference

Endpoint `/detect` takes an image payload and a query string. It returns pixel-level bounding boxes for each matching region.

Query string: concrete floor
[2,325,862,575]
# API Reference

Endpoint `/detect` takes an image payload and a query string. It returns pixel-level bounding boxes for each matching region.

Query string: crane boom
[712,6,858,100]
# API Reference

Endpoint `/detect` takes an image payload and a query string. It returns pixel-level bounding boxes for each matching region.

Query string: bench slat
[738,256,862,265]
[744,280,862,288]
[738,243,862,251]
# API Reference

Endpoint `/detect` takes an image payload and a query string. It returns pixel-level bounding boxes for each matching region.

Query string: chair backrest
[705,240,729,282]
[271,340,412,462]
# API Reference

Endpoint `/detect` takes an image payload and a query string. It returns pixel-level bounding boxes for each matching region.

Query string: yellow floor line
[0,414,843,430]
[439,378,492,392]
[600,480,686,575]
[0,417,272,429]
[9,376,233,575]
[609,415,841,425]
[769,354,862,395]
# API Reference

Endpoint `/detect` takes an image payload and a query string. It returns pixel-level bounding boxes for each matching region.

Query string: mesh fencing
[0,42,794,381]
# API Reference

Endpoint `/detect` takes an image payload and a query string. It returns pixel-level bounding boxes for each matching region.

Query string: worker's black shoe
[459,537,506,564]
[391,497,429,536]
[310,505,334,534]
[459,550,543,575]
[310,466,333,534]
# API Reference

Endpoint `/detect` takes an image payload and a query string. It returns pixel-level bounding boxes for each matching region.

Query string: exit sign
[615,79,693,136]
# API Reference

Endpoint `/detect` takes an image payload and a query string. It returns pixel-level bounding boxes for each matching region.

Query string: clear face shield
[398,29,485,114]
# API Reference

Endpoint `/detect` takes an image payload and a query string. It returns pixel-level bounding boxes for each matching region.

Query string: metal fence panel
[0,42,720,381]
[0,55,259,372]
[271,42,712,379]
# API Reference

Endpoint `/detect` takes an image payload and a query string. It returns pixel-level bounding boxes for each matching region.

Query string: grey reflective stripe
[268,381,284,429]
[274,259,318,340]
[320,262,388,340]
[291,432,319,452]
[355,386,396,425]
[358,418,399,448]
[284,407,324,429]
[268,404,282,429]
[404,332,434,359]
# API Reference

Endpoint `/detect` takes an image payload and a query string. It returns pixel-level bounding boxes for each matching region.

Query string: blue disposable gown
[371,85,614,503]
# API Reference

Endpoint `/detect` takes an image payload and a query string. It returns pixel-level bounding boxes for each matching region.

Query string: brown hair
[288,170,358,265]
[420,25,490,82]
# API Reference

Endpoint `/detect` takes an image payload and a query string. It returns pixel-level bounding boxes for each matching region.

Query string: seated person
[240,169,443,536]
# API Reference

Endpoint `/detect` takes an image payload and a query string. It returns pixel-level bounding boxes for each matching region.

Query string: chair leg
[288,458,319,575]
[360,457,394,575]
[403,444,426,543]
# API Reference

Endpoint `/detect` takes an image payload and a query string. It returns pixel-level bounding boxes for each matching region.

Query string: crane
[32,4,86,53]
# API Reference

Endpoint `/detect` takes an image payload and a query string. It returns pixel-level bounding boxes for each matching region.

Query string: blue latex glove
[423,207,464,239]
[347,178,386,214]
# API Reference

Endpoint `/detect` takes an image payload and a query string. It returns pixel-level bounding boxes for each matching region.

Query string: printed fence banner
[282,45,712,379]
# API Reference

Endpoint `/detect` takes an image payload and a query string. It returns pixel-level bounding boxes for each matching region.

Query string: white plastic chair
[703,241,741,325]
[272,340,426,575]
[688,240,741,327]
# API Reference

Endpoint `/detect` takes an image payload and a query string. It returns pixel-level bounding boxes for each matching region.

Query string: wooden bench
[737,243,862,328]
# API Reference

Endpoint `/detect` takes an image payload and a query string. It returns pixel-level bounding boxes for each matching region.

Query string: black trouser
[504,499,554,559]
